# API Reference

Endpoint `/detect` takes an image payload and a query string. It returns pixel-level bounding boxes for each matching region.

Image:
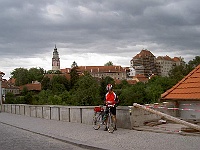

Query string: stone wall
[0,103,178,129]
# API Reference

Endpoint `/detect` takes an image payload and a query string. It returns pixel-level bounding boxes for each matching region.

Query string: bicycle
[105,101,116,133]
[92,105,105,130]
[92,101,116,133]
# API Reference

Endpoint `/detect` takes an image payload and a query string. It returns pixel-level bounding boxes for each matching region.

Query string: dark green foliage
[46,70,62,74]
[119,82,146,105]
[15,96,26,104]
[188,56,200,68]
[28,67,44,82]
[41,76,51,90]
[11,67,44,86]
[115,79,130,89]
[50,75,70,94]
[104,61,113,66]
[5,92,16,104]
[11,68,29,86]
[70,67,79,89]
[70,73,101,105]
[168,64,187,83]
[59,91,72,105]
[168,56,200,83]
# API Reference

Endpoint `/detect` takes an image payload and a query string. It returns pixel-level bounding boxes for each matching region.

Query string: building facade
[76,66,128,80]
[130,49,157,77]
[2,79,20,97]
[156,56,182,77]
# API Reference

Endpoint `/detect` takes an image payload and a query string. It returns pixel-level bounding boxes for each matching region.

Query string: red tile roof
[133,49,155,59]
[20,83,41,91]
[157,55,173,61]
[161,64,200,101]
[133,74,149,83]
[7,78,16,84]
[2,80,19,89]
[114,79,137,85]
[173,57,181,62]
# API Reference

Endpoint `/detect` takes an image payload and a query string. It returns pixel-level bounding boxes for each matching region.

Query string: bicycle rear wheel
[107,113,115,133]
[92,113,102,130]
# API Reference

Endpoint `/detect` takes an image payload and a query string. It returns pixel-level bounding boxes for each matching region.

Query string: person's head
[106,84,113,92]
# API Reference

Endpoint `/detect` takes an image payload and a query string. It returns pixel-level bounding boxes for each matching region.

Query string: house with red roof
[20,81,41,93]
[75,66,128,80]
[161,64,200,120]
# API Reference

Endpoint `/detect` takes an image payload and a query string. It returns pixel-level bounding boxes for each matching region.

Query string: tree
[59,91,72,105]
[50,75,69,94]
[115,79,130,89]
[188,56,200,68]
[41,76,51,90]
[70,67,79,89]
[168,65,187,83]
[11,68,29,86]
[119,82,146,105]
[37,90,53,105]
[71,73,101,105]
[104,61,113,66]
[46,70,62,74]
[28,67,44,82]
[5,92,16,104]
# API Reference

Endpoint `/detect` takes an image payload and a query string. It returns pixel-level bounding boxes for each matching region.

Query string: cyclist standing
[104,84,119,131]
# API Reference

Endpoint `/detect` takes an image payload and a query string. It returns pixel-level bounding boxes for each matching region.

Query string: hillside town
[0,46,183,98]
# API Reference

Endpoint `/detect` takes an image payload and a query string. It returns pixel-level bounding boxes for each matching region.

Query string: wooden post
[133,103,200,132]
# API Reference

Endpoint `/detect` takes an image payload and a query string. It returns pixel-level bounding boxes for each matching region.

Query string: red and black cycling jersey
[104,91,118,103]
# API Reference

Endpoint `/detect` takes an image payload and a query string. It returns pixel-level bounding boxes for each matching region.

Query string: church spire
[52,45,60,71]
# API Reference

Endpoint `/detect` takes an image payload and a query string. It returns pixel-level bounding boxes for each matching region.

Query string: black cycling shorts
[105,106,116,115]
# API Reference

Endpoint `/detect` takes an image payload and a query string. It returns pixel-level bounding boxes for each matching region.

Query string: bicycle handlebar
[105,101,116,107]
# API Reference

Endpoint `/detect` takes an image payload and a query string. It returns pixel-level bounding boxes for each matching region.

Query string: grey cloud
[0,0,200,63]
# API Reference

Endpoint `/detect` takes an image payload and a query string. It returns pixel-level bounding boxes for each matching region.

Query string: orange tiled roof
[7,78,16,84]
[161,64,200,101]
[173,57,181,62]
[2,80,19,89]
[156,55,173,61]
[20,83,41,91]
[133,49,155,59]
[114,79,137,85]
[133,74,149,83]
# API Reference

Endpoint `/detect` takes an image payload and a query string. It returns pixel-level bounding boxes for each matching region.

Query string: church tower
[52,45,60,71]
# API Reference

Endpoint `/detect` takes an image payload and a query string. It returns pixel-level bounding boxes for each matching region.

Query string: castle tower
[52,45,60,71]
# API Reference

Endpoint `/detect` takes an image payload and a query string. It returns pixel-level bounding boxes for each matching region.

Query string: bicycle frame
[106,101,116,133]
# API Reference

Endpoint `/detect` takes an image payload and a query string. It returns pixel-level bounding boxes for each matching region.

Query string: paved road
[0,123,88,150]
[0,113,199,150]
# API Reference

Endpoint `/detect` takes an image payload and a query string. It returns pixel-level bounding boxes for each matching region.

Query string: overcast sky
[1,0,200,79]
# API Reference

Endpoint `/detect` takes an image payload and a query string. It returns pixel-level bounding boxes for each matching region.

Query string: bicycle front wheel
[92,113,101,130]
[107,113,115,133]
